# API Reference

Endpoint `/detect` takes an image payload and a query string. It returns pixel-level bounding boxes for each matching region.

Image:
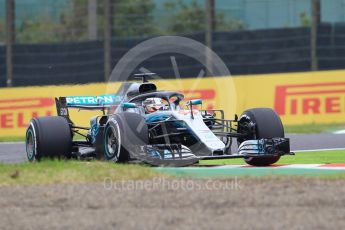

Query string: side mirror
[188,99,202,106]
[187,99,202,119]
[122,103,137,109]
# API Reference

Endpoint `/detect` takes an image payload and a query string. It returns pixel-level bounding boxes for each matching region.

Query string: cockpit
[128,91,184,114]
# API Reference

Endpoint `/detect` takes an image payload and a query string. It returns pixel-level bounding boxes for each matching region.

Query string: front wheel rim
[104,125,120,160]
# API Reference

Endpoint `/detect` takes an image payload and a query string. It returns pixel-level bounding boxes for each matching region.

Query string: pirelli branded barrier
[1,70,345,137]
[0,83,115,137]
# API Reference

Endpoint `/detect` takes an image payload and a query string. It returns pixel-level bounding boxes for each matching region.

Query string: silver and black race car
[25,73,293,166]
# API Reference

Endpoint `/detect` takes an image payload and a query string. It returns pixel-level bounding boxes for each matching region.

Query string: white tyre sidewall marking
[28,122,37,161]
[107,118,121,160]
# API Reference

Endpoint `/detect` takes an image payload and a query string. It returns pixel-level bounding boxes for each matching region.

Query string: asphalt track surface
[0,133,344,163]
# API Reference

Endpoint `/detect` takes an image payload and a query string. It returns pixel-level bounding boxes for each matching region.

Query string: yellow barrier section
[1,69,345,137]
[233,70,345,125]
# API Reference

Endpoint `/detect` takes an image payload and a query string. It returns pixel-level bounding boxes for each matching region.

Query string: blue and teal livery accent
[89,117,100,143]
[145,112,171,123]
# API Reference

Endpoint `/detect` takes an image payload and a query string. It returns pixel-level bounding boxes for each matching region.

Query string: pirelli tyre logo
[275,82,345,116]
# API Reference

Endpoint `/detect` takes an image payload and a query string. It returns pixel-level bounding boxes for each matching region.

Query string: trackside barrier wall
[1,70,345,137]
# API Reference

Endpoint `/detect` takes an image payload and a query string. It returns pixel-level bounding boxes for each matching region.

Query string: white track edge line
[293,148,345,152]
[0,142,25,145]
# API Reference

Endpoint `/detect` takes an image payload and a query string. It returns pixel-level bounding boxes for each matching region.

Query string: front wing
[132,138,292,167]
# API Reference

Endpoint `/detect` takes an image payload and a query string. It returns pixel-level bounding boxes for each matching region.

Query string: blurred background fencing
[0,0,345,87]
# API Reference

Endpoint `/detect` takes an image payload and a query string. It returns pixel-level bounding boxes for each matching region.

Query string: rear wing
[55,94,123,123]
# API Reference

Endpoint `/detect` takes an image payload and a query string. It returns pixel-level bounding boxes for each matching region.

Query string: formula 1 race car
[25,73,293,166]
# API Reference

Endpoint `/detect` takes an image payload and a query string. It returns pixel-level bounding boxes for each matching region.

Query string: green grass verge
[0,150,344,185]
[0,160,160,186]
[157,167,345,179]
[160,150,345,179]
[199,150,345,165]
[285,123,345,134]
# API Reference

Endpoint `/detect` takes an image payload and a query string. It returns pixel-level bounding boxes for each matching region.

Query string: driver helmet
[143,98,165,113]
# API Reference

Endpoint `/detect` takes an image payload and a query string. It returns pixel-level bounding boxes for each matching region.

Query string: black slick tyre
[25,116,72,161]
[237,108,284,166]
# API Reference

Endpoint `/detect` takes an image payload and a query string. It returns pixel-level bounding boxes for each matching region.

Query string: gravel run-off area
[1,177,345,230]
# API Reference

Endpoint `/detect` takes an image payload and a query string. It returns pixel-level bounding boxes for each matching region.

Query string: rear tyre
[25,116,72,161]
[237,108,284,166]
[103,112,148,163]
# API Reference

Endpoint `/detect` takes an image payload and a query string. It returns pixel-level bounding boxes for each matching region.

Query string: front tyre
[103,112,148,163]
[237,108,284,166]
[104,118,125,162]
